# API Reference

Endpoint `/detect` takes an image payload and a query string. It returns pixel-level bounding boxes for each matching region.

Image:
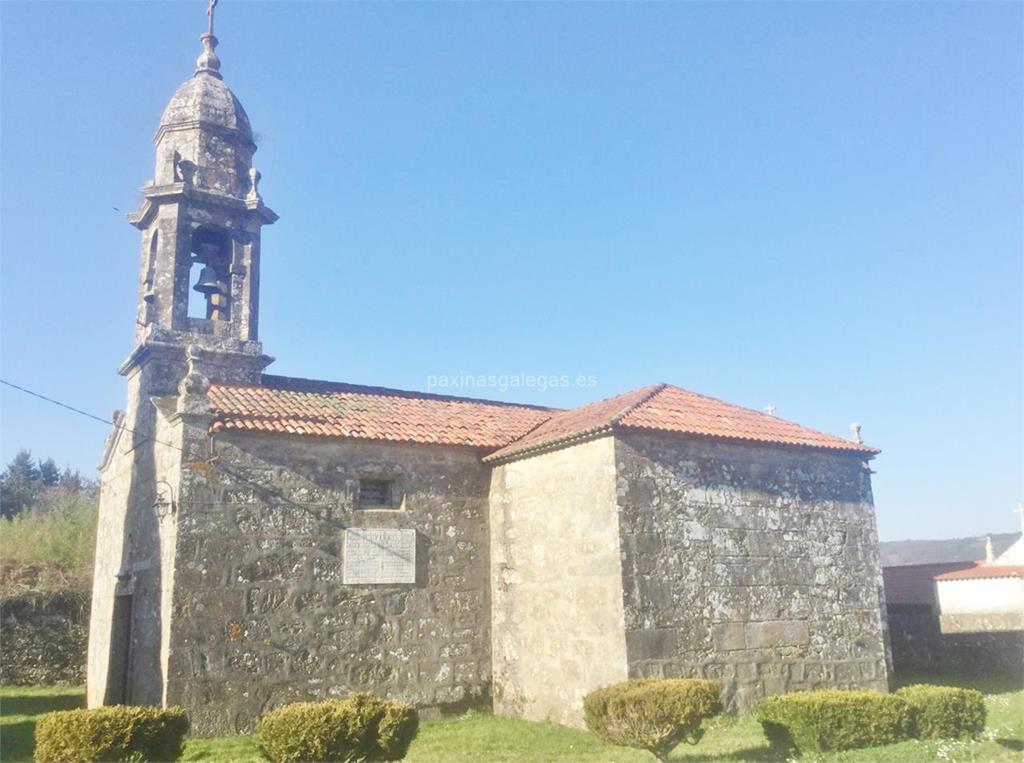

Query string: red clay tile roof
[208,375,555,449]
[484,383,878,462]
[934,564,1024,582]
[882,562,977,605]
[480,385,663,462]
[207,377,877,459]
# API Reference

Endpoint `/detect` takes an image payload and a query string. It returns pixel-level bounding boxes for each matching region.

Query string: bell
[193,266,221,295]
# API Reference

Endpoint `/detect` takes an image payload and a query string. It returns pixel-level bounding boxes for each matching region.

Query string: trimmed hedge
[897,684,986,740]
[257,693,419,762]
[756,690,910,755]
[34,705,189,763]
[583,679,722,761]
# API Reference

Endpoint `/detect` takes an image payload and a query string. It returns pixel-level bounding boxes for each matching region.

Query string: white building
[934,507,1024,632]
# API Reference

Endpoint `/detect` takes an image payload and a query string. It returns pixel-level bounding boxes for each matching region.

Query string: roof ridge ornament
[195,0,223,79]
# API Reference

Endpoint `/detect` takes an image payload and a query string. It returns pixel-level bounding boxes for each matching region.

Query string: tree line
[0,449,97,519]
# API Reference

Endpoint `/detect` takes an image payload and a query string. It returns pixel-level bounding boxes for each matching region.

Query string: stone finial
[985,535,995,564]
[196,0,222,78]
[764,405,776,416]
[182,345,210,392]
[180,369,210,397]
[195,33,222,79]
[247,168,262,204]
[850,423,863,444]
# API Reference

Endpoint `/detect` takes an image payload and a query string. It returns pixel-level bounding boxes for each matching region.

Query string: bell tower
[87,10,277,709]
[123,13,276,386]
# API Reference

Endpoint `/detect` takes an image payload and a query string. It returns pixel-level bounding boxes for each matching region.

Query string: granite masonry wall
[87,360,185,709]
[488,437,628,727]
[889,604,1024,680]
[1,588,89,685]
[614,433,890,712]
[164,432,493,735]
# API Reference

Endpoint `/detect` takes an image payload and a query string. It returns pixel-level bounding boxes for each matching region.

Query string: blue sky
[1,1,1020,541]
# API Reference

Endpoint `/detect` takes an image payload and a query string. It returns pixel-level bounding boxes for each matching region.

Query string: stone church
[88,18,890,736]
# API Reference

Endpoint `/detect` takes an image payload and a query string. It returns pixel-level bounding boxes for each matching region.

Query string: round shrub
[34,705,189,763]
[583,678,723,761]
[896,684,986,740]
[257,693,419,763]
[755,690,910,755]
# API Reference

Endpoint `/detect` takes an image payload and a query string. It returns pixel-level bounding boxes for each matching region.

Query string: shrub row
[34,705,189,763]
[755,684,987,755]
[756,690,909,754]
[897,684,986,740]
[584,679,723,761]
[34,693,419,763]
[257,693,419,763]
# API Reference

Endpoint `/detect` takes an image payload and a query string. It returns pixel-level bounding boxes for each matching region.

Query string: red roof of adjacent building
[934,564,1024,582]
[207,376,878,460]
[882,562,977,606]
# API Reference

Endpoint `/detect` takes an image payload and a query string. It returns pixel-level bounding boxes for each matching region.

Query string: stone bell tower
[87,13,276,709]
[125,21,277,383]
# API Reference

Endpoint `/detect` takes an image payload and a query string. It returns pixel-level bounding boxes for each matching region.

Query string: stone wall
[165,432,493,735]
[1,589,89,685]
[88,360,184,709]
[889,604,1024,679]
[614,433,889,711]
[488,437,628,727]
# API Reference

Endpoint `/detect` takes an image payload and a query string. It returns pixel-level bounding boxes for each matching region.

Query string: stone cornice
[154,119,256,152]
[127,183,277,229]
[118,329,272,378]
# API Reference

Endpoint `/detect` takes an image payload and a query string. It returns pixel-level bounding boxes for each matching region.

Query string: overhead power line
[0,378,186,455]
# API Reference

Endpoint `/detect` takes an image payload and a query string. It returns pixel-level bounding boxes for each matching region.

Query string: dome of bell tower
[159,73,252,142]
[151,32,256,195]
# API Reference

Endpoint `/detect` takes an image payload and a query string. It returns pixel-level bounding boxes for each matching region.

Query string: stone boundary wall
[888,604,1023,679]
[940,612,1024,634]
[1,588,89,685]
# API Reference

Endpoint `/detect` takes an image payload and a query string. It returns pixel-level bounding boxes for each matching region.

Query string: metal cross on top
[206,0,219,36]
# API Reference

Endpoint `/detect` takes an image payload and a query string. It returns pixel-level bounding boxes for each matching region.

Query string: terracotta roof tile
[620,385,878,454]
[485,383,877,462]
[208,375,556,449]
[934,564,1024,582]
[481,386,664,461]
[208,377,878,460]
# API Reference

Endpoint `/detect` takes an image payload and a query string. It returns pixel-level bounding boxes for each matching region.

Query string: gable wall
[614,432,889,711]
[164,432,493,735]
[488,436,628,727]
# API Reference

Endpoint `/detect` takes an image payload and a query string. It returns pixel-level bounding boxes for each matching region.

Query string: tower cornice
[128,184,277,229]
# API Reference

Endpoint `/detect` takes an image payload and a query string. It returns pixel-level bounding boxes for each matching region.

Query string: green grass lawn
[3,675,1021,762]
[0,685,85,762]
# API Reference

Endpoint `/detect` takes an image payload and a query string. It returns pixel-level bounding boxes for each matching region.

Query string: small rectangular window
[357,479,394,509]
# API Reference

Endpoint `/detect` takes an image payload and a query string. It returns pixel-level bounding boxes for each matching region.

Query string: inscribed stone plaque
[343,528,417,584]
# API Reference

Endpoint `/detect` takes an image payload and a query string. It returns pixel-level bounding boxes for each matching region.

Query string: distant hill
[880,532,1020,567]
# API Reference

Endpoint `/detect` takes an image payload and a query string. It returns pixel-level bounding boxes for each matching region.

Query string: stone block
[745,620,810,649]
[712,622,746,651]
